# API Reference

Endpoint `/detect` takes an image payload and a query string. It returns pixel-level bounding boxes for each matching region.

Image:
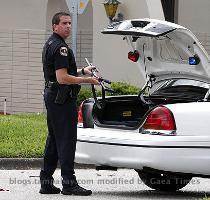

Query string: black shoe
[61,185,92,196]
[39,185,61,194]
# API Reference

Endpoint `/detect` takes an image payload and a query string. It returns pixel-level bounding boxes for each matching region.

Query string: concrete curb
[0,158,95,170]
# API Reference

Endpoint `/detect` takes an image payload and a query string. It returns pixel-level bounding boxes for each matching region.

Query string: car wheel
[137,171,192,191]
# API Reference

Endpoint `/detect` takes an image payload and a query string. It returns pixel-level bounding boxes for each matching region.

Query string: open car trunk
[90,83,209,129]
[81,19,210,130]
[92,96,149,129]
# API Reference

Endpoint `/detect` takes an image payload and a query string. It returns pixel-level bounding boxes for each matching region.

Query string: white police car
[75,19,210,192]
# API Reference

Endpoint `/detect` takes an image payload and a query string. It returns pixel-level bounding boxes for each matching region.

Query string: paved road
[0,169,210,200]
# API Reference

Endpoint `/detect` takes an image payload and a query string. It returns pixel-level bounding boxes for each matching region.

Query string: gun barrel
[85,57,92,66]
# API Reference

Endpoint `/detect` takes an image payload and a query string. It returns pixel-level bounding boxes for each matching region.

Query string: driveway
[0,169,209,200]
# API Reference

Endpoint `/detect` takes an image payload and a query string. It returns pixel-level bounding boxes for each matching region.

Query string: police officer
[39,12,98,195]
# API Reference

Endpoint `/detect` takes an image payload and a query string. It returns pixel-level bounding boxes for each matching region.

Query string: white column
[146,0,165,20]
[66,0,78,59]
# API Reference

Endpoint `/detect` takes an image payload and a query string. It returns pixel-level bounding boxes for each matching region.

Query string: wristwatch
[81,68,85,75]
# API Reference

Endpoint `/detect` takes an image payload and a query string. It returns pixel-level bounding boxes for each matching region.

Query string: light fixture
[189,55,200,65]
[103,0,122,23]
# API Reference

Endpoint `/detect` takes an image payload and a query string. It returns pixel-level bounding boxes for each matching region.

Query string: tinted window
[151,79,209,94]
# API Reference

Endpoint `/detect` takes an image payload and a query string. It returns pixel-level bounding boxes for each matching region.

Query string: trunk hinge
[137,74,156,104]
[203,85,210,101]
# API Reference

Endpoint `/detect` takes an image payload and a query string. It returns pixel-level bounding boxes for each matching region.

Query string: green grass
[0,113,47,158]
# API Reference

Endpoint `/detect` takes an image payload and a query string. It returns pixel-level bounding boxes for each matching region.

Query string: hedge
[77,81,140,106]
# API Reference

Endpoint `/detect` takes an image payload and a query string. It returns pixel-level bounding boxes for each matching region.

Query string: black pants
[41,88,78,183]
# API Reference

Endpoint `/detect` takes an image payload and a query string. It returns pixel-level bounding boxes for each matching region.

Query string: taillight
[78,101,84,124]
[143,106,176,131]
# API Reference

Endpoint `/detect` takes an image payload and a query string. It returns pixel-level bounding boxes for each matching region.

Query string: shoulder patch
[60,47,68,56]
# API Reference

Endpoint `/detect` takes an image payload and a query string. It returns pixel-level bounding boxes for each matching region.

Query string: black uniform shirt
[43,33,77,82]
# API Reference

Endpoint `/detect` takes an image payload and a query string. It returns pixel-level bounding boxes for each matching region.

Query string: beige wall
[0,0,164,113]
[177,0,210,56]
[46,0,69,31]
[46,0,93,66]
[0,0,93,113]
[0,0,48,30]
[178,0,210,33]
[0,0,164,88]
[92,0,164,86]
[46,0,93,32]
[0,0,92,32]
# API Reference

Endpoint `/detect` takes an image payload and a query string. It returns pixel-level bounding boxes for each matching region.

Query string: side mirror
[128,50,139,62]
[189,55,200,65]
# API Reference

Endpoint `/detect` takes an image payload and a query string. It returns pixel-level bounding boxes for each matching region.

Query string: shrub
[111,82,140,95]
[77,82,140,106]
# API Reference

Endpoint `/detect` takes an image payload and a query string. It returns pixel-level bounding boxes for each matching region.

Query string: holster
[54,84,81,105]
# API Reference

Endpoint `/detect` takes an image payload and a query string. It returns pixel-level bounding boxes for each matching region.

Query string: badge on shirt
[60,47,68,56]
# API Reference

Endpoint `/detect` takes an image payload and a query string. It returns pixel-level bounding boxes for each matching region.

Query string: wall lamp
[103,0,123,23]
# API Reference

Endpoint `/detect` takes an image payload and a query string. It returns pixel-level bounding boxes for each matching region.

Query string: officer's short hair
[52,12,70,25]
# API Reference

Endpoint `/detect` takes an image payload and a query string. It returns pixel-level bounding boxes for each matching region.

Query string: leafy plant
[77,82,140,106]
[111,82,140,95]
[203,195,210,200]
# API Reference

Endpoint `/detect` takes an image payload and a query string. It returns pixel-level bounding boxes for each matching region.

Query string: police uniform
[41,32,79,187]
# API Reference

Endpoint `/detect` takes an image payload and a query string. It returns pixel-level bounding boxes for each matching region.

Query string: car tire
[137,171,192,191]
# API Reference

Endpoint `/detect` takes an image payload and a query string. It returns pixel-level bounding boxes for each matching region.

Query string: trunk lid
[102,18,210,84]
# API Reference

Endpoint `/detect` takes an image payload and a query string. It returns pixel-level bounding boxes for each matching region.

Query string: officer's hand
[86,77,99,85]
[84,65,98,75]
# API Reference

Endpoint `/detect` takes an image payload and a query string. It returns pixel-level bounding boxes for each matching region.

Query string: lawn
[0,114,47,158]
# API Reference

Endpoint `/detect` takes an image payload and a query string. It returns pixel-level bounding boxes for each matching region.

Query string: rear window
[151,79,209,94]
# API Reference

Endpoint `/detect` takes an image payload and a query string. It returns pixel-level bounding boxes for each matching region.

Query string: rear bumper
[75,128,210,176]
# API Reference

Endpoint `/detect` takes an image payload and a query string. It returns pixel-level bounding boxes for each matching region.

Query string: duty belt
[45,81,57,89]
[45,81,81,104]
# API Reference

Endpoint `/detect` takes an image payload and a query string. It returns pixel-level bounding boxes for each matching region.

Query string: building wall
[0,29,92,114]
[0,29,46,113]
[178,0,210,33]
[0,0,165,113]
[0,0,47,113]
[0,0,48,30]
[0,0,92,31]
[46,0,93,32]
[0,0,93,113]
[177,0,210,56]
[45,0,93,65]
